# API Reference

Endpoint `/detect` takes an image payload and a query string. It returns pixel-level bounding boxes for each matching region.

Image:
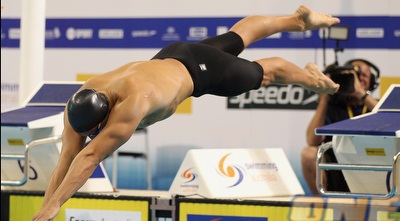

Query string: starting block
[1,82,114,192]
[315,84,400,198]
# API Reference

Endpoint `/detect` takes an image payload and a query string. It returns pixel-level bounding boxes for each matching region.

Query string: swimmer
[32,5,339,220]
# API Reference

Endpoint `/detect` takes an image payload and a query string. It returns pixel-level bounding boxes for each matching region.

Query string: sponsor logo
[217,153,245,188]
[131,29,157,38]
[162,26,180,41]
[356,28,384,38]
[1,82,19,92]
[187,26,208,41]
[1,28,6,40]
[227,85,318,110]
[216,26,229,35]
[184,196,399,221]
[179,167,199,190]
[66,209,141,221]
[45,27,61,40]
[187,214,267,221]
[289,195,400,221]
[1,82,19,109]
[8,28,20,39]
[199,64,207,71]
[288,30,312,39]
[98,29,124,39]
[181,167,197,183]
[395,29,400,38]
[267,32,282,39]
[66,27,93,40]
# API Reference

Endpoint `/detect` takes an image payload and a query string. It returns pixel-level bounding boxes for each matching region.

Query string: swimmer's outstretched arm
[36,111,86,210]
[230,5,340,47]
[32,100,145,220]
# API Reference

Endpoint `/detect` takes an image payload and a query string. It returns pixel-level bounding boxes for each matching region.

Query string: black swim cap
[67,89,109,133]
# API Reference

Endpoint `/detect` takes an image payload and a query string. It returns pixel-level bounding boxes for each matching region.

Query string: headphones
[344,58,380,91]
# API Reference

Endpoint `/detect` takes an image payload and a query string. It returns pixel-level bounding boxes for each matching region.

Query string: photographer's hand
[350,71,365,100]
[346,70,378,110]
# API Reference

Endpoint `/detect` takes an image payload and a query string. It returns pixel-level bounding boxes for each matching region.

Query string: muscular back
[82,58,194,129]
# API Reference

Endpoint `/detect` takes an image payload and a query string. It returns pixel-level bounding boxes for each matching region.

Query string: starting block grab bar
[316,142,399,199]
[1,136,62,186]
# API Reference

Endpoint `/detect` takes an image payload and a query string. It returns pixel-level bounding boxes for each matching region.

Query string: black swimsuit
[151,32,263,97]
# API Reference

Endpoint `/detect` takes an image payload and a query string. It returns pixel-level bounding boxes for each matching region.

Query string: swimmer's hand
[32,203,60,221]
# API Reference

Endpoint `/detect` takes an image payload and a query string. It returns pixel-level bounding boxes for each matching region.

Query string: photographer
[301,58,379,194]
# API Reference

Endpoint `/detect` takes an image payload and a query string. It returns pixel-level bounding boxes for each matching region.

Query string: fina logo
[181,167,197,183]
[217,153,245,188]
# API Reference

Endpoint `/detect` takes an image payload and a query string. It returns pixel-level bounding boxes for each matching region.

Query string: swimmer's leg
[229,5,340,48]
[255,57,339,94]
[198,32,244,56]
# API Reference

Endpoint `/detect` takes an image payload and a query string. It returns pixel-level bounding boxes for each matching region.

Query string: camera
[324,64,361,94]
